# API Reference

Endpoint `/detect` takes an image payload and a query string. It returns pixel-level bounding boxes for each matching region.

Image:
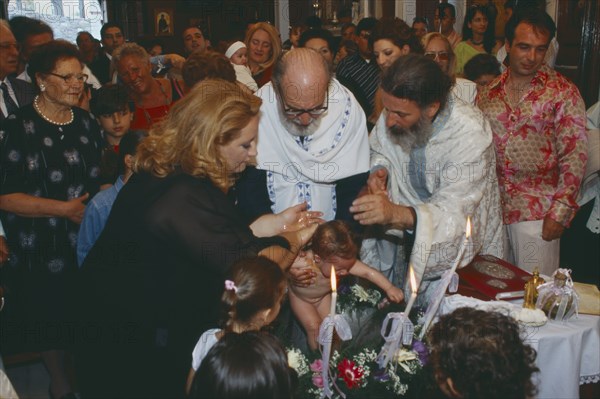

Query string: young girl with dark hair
[185,256,287,393]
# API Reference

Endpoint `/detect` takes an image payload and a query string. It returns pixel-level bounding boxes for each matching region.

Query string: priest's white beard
[278,109,323,137]
[388,113,434,152]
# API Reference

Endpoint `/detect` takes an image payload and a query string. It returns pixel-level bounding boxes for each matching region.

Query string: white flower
[287,348,309,376]
[393,349,418,373]
[351,285,372,302]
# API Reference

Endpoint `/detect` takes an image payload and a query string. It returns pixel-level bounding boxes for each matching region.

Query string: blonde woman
[77,79,317,398]
[422,32,477,105]
[245,22,282,88]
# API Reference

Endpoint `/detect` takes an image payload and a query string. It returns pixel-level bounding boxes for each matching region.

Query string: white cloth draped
[362,99,505,291]
[256,79,370,220]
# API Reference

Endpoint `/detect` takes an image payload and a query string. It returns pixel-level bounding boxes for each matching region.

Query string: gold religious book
[456,255,532,301]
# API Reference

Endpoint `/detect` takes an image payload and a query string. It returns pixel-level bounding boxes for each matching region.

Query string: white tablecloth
[525,314,600,399]
[438,295,600,399]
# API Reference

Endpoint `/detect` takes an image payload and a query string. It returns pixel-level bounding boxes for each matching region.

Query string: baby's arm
[349,260,404,303]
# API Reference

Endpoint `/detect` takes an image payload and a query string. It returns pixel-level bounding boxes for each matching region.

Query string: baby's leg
[289,291,325,351]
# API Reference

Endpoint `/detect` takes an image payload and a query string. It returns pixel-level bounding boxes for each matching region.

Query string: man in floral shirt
[477,9,587,275]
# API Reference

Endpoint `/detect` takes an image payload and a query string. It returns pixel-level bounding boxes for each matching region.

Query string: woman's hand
[279,202,324,233]
[61,193,89,224]
[288,251,317,287]
[250,202,323,238]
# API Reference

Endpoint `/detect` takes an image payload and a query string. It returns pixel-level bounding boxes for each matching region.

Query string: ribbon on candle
[418,269,459,339]
[318,314,352,398]
[376,312,414,368]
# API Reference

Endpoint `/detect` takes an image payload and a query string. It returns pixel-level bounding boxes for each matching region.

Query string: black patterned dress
[0,105,102,352]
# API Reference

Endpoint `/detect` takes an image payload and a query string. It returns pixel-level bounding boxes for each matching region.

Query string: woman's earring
[39,83,46,92]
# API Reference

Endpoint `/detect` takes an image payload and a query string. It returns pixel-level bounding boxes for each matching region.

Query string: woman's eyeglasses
[424,51,450,61]
[48,72,89,84]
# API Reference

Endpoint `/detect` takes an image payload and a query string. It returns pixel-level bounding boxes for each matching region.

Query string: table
[438,295,600,399]
[525,314,600,399]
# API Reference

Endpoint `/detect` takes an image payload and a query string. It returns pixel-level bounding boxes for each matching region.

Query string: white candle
[419,217,472,338]
[321,266,337,398]
[404,266,418,316]
[330,266,337,315]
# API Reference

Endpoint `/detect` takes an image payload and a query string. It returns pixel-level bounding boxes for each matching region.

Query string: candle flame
[330,266,337,292]
[466,216,472,238]
[409,266,416,294]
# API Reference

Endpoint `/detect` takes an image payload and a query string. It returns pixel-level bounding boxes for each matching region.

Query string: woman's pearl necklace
[33,95,74,126]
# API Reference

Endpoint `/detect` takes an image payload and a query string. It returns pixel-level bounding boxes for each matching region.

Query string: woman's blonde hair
[111,42,150,69]
[134,79,262,191]
[244,22,282,71]
[421,32,456,78]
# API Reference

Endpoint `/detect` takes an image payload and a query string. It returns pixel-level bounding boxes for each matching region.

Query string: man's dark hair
[298,28,335,54]
[438,3,457,19]
[505,8,556,45]
[9,16,53,43]
[381,54,452,110]
[428,308,538,399]
[90,83,131,116]
[464,53,501,82]
[356,17,378,35]
[504,0,516,11]
[100,22,123,39]
[413,16,429,27]
[76,31,95,45]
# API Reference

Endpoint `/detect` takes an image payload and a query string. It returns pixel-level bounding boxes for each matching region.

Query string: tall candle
[404,266,418,317]
[419,217,472,338]
[330,266,337,315]
[321,266,337,398]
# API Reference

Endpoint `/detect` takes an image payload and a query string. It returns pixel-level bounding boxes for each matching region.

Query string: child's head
[463,53,501,88]
[190,331,297,399]
[428,307,538,399]
[225,41,248,66]
[118,130,146,176]
[222,256,287,332]
[90,83,132,141]
[311,220,358,277]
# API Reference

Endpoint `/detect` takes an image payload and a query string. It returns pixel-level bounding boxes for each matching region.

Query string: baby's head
[311,220,358,277]
[225,41,248,66]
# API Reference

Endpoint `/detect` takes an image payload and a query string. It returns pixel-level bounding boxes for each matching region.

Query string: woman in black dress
[0,40,102,399]
[77,79,317,398]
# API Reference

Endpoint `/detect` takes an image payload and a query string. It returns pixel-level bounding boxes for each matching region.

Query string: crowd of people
[0,0,597,398]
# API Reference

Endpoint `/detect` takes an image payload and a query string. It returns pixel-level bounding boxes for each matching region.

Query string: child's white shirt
[191,328,221,370]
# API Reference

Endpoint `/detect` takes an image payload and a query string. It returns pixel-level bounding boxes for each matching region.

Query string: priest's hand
[542,216,565,241]
[349,193,413,228]
[367,168,388,194]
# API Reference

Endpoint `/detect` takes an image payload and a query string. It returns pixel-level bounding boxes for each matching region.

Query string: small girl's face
[264,283,287,325]
[230,47,248,66]
[316,255,355,277]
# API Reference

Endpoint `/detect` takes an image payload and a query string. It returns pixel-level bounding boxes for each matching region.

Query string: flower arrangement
[287,338,425,399]
[336,281,383,314]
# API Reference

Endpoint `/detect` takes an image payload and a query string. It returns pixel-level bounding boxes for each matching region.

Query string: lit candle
[419,216,472,338]
[320,266,338,398]
[403,266,418,317]
[330,265,337,315]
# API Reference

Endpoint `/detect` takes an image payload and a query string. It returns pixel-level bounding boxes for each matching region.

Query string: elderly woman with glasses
[422,32,477,104]
[0,39,102,399]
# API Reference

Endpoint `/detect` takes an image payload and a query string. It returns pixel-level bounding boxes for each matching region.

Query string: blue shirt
[77,176,125,266]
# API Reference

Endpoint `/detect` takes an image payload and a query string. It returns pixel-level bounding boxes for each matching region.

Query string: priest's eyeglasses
[48,73,89,84]
[277,85,329,117]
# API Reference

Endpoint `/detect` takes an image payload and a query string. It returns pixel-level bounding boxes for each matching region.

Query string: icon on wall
[155,9,173,36]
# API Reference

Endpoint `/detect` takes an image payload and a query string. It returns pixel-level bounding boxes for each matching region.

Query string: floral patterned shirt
[477,65,587,227]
